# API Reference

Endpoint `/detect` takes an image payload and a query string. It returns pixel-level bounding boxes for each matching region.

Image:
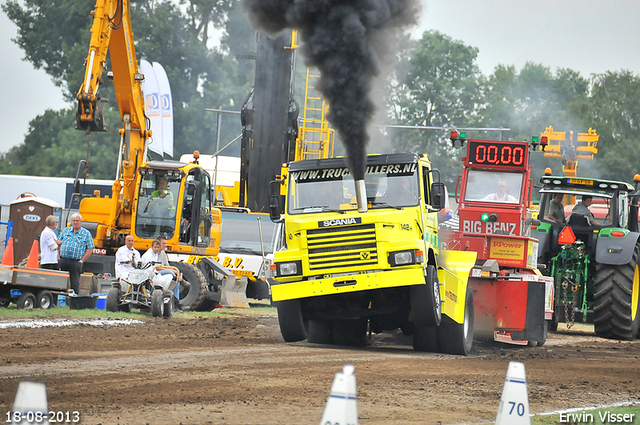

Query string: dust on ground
[0,311,638,425]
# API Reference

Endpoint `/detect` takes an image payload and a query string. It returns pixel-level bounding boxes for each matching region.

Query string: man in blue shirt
[58,213,94,295]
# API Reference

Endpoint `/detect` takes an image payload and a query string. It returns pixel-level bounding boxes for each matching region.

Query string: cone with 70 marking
[496,361,531,425]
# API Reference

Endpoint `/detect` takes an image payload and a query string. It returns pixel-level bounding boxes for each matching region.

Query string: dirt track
[0,310,639,425]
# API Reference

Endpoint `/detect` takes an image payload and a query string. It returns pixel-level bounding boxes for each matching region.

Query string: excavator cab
[134,162,217,251]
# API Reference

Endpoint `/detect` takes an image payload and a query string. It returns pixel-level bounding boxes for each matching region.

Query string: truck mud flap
[437,250,477,324]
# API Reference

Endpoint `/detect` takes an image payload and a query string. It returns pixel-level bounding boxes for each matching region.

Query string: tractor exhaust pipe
[354,179,367,213]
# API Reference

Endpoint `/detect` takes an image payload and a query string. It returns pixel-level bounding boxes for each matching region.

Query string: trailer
[0,264,70,309]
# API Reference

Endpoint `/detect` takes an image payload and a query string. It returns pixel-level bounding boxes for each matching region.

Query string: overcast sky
[1,0,640,154]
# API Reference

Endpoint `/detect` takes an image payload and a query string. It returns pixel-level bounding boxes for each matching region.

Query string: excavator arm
[76,0,151,241]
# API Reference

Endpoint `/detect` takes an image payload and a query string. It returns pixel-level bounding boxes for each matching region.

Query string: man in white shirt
[40,215,59,270]
[483,180,518,203]
[115,235,141,278]
[142,237,182,309]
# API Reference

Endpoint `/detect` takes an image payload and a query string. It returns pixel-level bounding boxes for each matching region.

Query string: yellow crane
[540,126,599,178]
[74,0,230,311]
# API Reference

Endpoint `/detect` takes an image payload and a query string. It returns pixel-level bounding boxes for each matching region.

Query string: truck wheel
[151,290,164,317]
[171,262,208,311]
[16,292,36,309]
[593,244,640,340]
[106,287,120,312]
[438,285,474,355]
[332,319,367,346]
[412,326,439,352]
[307,320,332,344]
[410,265,442,328]
[36,290,55,309]
[0,298,9,308]
[276,300,308,342]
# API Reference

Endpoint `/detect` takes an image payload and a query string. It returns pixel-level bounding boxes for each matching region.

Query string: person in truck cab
[387,177,416,205]
[151,178,175,209]
[569,195,596,225]
[483,180,517,203]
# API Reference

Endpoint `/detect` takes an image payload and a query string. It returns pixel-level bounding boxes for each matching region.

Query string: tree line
[3,0,640,187]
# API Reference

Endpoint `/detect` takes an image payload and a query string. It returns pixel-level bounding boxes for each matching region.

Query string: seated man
[547,193,566,223]
[115,235,141,278]
[387,177,416,205]
[141,238,181,302]
[150,178,175,211]
[569,195,596,225]
[483,180,517,203]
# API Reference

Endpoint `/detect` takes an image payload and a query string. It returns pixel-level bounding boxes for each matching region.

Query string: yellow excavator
[74,0,230,310]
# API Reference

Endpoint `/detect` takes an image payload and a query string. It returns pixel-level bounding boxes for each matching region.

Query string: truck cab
[269,153,477,354]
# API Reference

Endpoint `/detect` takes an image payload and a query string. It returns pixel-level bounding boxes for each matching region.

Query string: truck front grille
[307,224,378,270]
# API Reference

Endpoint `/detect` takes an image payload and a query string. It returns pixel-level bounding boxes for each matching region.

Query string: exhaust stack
[354,179,368,213]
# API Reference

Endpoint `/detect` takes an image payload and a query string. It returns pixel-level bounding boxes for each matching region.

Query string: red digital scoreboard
[467,140,529,169]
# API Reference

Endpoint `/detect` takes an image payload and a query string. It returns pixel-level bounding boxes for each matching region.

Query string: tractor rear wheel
[276,300,307,342]
[437,285,474,355]
[171,262,208,311]
[593,244,640,340]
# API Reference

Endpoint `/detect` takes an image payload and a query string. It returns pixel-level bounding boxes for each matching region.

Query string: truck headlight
[388,250,416,266]
[276,261,302,276]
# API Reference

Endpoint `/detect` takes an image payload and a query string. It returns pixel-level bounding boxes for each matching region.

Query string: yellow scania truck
[268,153,477,354]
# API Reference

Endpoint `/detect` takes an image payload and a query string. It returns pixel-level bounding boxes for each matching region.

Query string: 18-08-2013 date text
[5,411,80,423]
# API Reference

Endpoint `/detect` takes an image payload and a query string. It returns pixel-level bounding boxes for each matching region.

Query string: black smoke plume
[241,0,420,180]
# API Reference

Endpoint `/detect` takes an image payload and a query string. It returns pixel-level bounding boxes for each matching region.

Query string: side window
[619,193,628,228]
[422,166,431,206]
[201,173,211,209]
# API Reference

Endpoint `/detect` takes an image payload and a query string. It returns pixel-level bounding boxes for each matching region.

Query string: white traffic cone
[12,381,49,425]
[496,361,531,425]
[319,364,358,425]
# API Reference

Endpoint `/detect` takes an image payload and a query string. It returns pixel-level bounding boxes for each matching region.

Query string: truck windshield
[464,170,523,204]
[220,212,279,255]
[135,172,180,239]
[287,163,419,214]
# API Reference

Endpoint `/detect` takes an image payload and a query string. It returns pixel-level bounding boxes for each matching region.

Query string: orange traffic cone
[25,239,39,269]
[1,237,14,266]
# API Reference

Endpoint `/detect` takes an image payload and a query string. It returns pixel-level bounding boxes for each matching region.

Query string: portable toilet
[9,196,62,265]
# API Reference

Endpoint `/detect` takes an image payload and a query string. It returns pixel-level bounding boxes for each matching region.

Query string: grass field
[0,302,277,319]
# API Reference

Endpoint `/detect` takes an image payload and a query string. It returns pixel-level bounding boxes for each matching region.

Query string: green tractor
[533,175,640,340]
